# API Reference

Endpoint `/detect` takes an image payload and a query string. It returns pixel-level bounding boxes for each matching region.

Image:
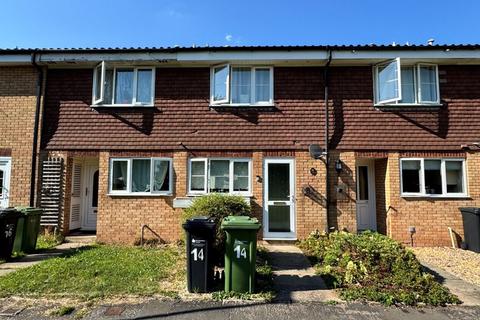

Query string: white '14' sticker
[191,248,204,261]
[234,245,247,259]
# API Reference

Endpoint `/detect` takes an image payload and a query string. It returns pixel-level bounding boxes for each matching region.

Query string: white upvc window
[109,157,172,195]
[188,158,252,195]
[400,158,467,197]
[210,65,274,106]
[373,59,440,105]
[92,61,155,106]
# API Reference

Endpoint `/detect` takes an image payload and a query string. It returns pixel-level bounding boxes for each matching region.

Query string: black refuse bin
[0,208,22,260]
[459,207,480,253]
[182,217,216,293]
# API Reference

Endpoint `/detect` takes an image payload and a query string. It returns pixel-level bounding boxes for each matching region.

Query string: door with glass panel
[356,160,376,231]
[264,159,296,239]
[82,164,99,230]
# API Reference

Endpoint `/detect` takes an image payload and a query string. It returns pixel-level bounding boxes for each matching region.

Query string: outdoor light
[335,160,343,173]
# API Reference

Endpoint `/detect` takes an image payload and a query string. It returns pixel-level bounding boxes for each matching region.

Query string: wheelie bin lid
[182,216,216,231]
[459,207,480,215]
[221,216,261,230]
[0,208,22,218]
[15,207,43,216]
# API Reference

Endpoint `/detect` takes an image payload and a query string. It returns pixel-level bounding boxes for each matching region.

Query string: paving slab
[263,244,339,303]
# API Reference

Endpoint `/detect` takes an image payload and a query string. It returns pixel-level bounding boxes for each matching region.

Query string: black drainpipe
[29,51,44,207]
[324,49,332,232]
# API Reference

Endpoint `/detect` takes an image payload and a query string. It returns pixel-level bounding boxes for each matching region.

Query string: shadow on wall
[98,107,160,136]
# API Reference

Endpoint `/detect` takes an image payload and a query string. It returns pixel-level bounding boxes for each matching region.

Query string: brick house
[2,45,480,247]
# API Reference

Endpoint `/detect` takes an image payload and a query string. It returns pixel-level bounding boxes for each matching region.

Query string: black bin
[0,208,22,260]
[182,217,216,293]
[459,207,480,253]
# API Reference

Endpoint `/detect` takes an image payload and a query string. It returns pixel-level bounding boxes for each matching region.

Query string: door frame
[0,157,12,208]
[263,158,296,240]
[355,159,377,231]
[81,160,99,231]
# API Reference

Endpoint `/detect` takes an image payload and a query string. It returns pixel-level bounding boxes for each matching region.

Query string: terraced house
[1,44,480,247]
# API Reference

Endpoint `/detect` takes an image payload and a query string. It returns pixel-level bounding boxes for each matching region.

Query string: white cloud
[225,34,233,42]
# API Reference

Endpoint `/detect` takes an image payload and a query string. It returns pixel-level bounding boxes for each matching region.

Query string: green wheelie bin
[0,208,22,260]
[221,216,261,293]
[13,207,43,253]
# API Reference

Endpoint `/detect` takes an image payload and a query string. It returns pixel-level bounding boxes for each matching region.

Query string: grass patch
[36,233,64,251]
[0,244,185,300]
[212,246,275,302]
[299,231,460,306]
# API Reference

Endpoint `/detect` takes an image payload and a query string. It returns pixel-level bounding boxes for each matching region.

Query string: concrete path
[419,260,480,306]
[0,241,92,277]
[263,244,339,303]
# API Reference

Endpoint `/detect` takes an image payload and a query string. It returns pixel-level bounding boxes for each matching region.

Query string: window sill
[209,104,277,111]
[186,193,253,198]
[107,193,173,197]
[91,104,155,108]
[401,194,470,200]
[375,103,443,108]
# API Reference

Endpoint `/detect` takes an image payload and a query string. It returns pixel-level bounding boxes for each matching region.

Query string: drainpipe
[29,51,44,207]
[324,49,332,233]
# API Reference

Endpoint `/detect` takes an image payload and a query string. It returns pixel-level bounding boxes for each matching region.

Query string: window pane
[424,160,442,194]
[268,163,290,201]
[190,161,205,191]
[358,166,369,200]
[94,65,102,101]
[231,67,251,104]
[419,65,438,102]
[255,68,271,103]
[377,60,400,102]
[213,66,228,102]
[132,159,151,193]
[402,160,421,193]
[400,67,415,103]
[112,161,128,191]
[209,160,230,193]
[234,162,249,192]
[104,69,114,104]
[153,160,169,192]
[92,170,99,207]
[115,69,134,104]
[268,205,290,232]
[136,69,153,104]
[446,161,464,193]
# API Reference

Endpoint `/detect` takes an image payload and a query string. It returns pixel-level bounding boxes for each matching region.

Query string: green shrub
[299,230,460,306]
[182,194,251,263]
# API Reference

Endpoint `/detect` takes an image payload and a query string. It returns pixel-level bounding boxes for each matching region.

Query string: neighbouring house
[1,44,480,247]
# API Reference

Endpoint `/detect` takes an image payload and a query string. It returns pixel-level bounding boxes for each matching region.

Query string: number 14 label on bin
[233,240,248,259]
[191,239,205,262]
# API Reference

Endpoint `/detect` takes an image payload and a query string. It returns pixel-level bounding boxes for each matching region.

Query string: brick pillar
[252,151,264,238]
[174,151,188,197]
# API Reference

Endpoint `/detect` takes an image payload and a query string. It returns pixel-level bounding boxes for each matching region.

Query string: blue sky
[0,0,479,48]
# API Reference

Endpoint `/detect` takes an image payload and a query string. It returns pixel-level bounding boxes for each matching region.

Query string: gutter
[324,49,333,233]
[29,51,44,207]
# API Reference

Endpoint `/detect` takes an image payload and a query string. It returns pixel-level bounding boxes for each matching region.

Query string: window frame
[373,59,441,106]
[373,57,402,104]
[92,62,156,107]
[400,158,467,198]
[210,65,274,106]
[108,157,172,196]
[188,158,252,196]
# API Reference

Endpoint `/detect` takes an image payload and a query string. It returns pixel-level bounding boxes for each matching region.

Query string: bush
[299,230,460,306]
[183,194,251,263]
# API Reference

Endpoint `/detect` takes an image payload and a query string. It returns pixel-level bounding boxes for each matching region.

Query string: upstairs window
[374,59,439,105]
[210,65,273,106]
[400,158,466,197]
[93,62,155,106]
[188,158,252,195]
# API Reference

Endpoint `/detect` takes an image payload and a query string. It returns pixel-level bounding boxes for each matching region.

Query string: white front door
[263,159,296,239]
[82,164,99,230]
[0,157,11,208]
[69,162,82,230]
[356,161,377,231]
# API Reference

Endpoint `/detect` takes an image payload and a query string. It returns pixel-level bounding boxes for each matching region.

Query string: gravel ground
[412,247,480,286]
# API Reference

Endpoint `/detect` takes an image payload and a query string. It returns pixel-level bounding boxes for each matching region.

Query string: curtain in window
[419,65,437,102]
[112,161,128,191]
[378,60,399,102]
[153,160,169,192]
[231,67,251,104]
[255,69,270,103]
[132,159,151,192]
[210,160,230,192]
[233,162,249,191]
[136,69,153,104]
[213,66,228,102]
[446,161,463,193]
[115,69,134,104]
[104,70,114,104]
[191,161,206,191]
[400,67,415,103]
